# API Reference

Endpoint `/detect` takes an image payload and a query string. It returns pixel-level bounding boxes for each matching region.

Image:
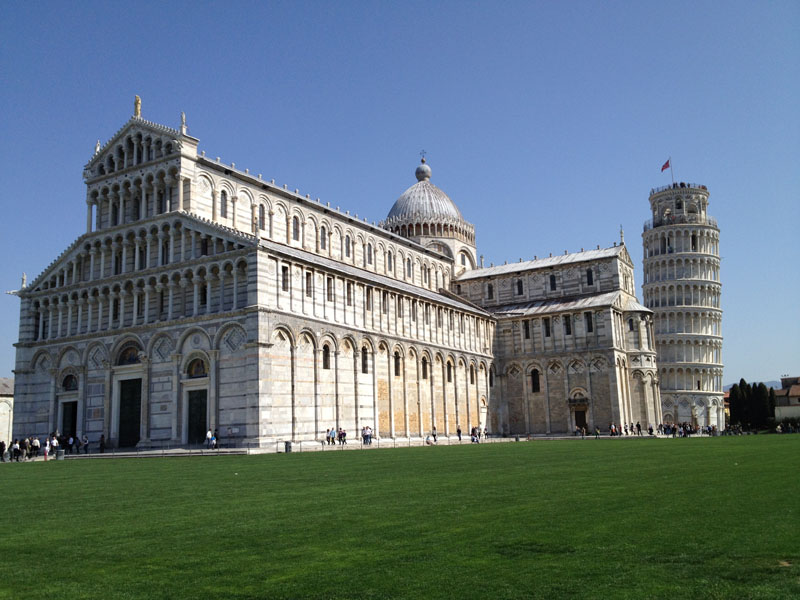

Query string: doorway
[187,390,208,445]
[574,409,587,430]
[118,378,142,447]
[62,401,78,437]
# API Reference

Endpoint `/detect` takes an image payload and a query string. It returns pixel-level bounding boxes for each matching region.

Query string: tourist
[213,429,219,449]
[457,425,462,441]
[32,437,41,457]
[81,434,89,454]
[432,426,438,442]
[594,427,600,439]
[44,438,50,461]
[12,439,21,461]
[99,434,105,453]
[636,422,642,436]
[0,440,5,462]
[205,429,213,449]
[366,425,372,445]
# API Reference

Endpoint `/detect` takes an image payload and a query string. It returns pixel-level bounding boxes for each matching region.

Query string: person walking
[457,425,462,441]
[432,426,438,443]
[205,429,213,449]
[99,434,106,453]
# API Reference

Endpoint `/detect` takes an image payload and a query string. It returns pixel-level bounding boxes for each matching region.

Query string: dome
[386,159,464,222]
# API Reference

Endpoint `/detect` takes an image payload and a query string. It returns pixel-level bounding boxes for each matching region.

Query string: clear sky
[1,1,797,384]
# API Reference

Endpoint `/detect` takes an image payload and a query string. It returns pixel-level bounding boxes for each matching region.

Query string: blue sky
[1,1,797,384]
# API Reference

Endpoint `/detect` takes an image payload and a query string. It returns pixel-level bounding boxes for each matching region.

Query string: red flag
[661,159,670,172]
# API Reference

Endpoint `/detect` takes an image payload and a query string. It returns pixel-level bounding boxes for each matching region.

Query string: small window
[586,268,594,286]
[345,235,351,258]
[220,191,228,218]
[361,348,369,374]
[516,279,523,295]
[320,226,327,250]
[531,369,540,393]
[259,205,265,230]
[382,291,389,314]
[406,258,412,278]
[281,266,289,292]
[564,315,572,336]
[387,251,393,272]
[346,282,353,306]
[411,301,417,322]
[487,283,494,299]
[322,345,331,369]
[366,288,372,310]
[543,317,551,337]
[424,305,430,324]
[447,363,452,383]
[549,274,556,291]
[422,357,428,379]
[367,244,373,265]
[584,311,593,333]
[629,318,635,332]
[397,296,403,318]
[437,309,443,328]
[456,284,461,294]
[394,352,401,376]
[187,358,207,378]
[326,277,334,302]
[62,374,78,391]
[524,320,530,339]
[470,366,475,384]
[306,272,313,298]
[292,216,300,241]
[461,253,466,266]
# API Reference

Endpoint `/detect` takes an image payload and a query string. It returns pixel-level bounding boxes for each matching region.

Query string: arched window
[117,346,141,365]
[516,279,523,295]
[461,253,466,266]
[62,374,78,391]
[394,352,401,376]
[469,366,475,384]
[322,345,331,370]
[292,216,300,241]
[447,362,452,382]
[361,348,369,374]
[487,284,494,299]
[406,258,412,278]
[367,244,373,265]
[586,268,594,286]
[422,357,428,379]
[258,205,265,230]
[629,318,635,331]
[187,358,207,378]
[549,274,557,291]
[220,190,228,218]
[387,251,393,272]
[345,235,351,257]
[531,369,540,393]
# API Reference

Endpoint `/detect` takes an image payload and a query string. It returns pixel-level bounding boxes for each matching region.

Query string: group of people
[0,432,99,462]
[324,427,349,445]
[606,421,652,437]
[426,425,488,445]
[204,429,220,449]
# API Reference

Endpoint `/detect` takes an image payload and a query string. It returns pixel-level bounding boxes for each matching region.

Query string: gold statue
[134,95,141,118]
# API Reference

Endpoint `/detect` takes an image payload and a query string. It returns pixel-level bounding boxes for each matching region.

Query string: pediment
[83,116,197,181]
[619,245,632,266]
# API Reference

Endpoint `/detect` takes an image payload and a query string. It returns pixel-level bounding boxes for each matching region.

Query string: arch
[111,335,145,365]
[176,326,212,354]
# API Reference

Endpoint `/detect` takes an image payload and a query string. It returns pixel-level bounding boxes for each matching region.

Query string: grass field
[1,436,798,599]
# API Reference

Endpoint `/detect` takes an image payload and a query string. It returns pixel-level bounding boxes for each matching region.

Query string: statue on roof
[95,140,101,155]
[21,272,27,288]
[134,95,141,118]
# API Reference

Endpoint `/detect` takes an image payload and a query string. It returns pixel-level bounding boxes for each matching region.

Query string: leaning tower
[642,182,724,430]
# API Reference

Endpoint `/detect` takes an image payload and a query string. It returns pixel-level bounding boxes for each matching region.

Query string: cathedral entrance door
[574,409,587,430]
[187,390,208,446]
[118,379,142,448]
[61,401,78,437]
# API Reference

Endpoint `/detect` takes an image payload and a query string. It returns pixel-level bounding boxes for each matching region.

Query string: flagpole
[669,156,675,185]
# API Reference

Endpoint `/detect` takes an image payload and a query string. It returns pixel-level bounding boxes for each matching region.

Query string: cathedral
[11,100,660,448]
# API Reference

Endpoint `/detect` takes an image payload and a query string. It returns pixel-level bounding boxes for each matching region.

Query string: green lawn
[1,436,798,599]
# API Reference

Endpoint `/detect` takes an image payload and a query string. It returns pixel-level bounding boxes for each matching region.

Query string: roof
[0,378,13,396]
[456,245,626,281]
[258,238,492,318]
[385,161,466,224]
[487,291,650,318]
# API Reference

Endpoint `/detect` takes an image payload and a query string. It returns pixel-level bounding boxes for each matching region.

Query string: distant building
[773,376,800,421]
[642,183,724,429]
[0,378,13,444]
